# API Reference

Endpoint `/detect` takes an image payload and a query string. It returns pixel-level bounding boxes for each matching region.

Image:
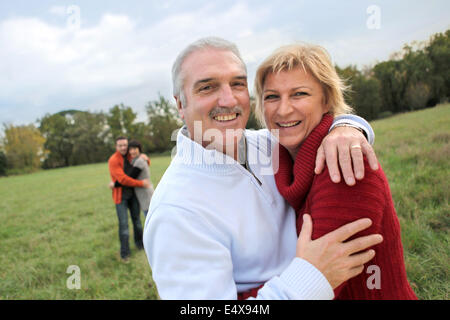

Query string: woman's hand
[139,153,150,164]
[108,181,115,190]
[142,179,150,189]
[296,214,383,289]
[314,126,379,186]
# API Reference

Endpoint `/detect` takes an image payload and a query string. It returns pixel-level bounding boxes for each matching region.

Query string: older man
[143,37,382,299]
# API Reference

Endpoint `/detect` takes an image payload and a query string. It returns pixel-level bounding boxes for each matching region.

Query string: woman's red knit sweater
[273,114,417,300]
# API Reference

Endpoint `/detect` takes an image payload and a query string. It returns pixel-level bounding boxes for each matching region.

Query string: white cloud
[0,2,288,124]
[0,14,158,116]
[49,5,66,17]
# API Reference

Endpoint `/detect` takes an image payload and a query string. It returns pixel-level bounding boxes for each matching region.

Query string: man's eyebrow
[233,75,247,81]
[193,78,215,88]
[193,75,247,88]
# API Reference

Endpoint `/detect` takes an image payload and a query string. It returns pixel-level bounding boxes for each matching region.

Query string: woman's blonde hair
[254,43,353,127]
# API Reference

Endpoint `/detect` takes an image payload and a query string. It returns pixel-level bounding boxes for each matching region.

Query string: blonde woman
[252,43,417,299]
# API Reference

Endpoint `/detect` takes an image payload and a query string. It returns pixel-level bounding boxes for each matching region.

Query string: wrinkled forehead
[182,49,247,85]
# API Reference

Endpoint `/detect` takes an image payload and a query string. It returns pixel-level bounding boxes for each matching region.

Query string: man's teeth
[214,114,238,121]
[278,121,301,128]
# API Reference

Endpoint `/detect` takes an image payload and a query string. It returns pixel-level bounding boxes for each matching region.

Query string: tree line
[336,30,449,120]
[0,30,448,176]
[0,94,184,175]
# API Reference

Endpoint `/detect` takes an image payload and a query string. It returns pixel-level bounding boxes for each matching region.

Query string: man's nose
[217,85,238,107]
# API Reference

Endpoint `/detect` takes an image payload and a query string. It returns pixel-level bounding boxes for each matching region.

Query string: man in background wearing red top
[108,136,150,262]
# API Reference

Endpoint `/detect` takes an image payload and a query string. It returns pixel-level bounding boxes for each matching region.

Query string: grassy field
[0,155,171,299]
[0,104,448,299]
[370,104,449,299]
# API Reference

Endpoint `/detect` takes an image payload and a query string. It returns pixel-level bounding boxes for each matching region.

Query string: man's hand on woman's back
[296,214,383,289]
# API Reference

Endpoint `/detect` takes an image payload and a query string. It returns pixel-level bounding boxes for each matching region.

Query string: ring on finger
[350,145,362,149]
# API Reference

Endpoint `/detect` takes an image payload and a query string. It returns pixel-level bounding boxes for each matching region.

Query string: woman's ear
[322,100,331,115]
[321,92,331,114]
[318,85,329,114]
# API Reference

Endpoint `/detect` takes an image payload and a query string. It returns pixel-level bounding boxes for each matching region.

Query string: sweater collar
[173,126,247,172]
[274,114,333,210]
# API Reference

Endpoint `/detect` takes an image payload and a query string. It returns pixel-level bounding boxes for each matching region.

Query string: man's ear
[174,96,184,120]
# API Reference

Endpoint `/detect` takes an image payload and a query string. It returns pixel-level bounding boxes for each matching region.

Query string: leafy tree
[373,30,449,113]
[373,59,409,113]
[401,44,434,110]
[405,82,432,110]
[0,151,7,176]
[425,30,450,104]
[129,121,153,154]
[2,124,45,172]
[69,111,112,165]
[336,65,360,107]
[336,65,382,120]
[352,76,382,120]
[40,110,112,168]
[39,112,74,168]
[146,94,183,152]
[106,104,140,142]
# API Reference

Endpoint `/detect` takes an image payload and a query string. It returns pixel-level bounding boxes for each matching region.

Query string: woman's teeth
[277,121,301,128]
[213,113,238,122]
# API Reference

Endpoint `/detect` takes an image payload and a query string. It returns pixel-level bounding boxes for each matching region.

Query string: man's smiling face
[176,48,250,153]
[116,138,128,156]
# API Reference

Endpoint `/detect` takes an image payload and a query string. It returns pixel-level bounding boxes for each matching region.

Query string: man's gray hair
[171,37,247,107]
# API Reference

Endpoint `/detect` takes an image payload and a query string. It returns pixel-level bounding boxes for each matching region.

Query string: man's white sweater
[143,127,335,299]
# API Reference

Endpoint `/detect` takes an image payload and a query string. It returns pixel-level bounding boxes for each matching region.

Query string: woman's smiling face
[263,67,330,158]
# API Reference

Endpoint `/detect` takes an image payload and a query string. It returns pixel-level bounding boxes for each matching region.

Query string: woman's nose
[277,97,294,118]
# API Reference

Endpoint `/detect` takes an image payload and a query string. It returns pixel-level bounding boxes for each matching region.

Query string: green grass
[0,155,171,299]
[0,105,448,299]
[371,104,449,300]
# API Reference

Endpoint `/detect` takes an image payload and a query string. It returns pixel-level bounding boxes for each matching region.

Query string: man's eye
[200,85,212,91]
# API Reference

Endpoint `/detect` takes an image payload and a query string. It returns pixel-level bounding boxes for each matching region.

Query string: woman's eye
[264,94,278,100]
[293,91,308,97]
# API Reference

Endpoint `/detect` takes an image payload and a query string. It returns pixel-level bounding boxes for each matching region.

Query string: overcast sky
[1,0,448,125]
